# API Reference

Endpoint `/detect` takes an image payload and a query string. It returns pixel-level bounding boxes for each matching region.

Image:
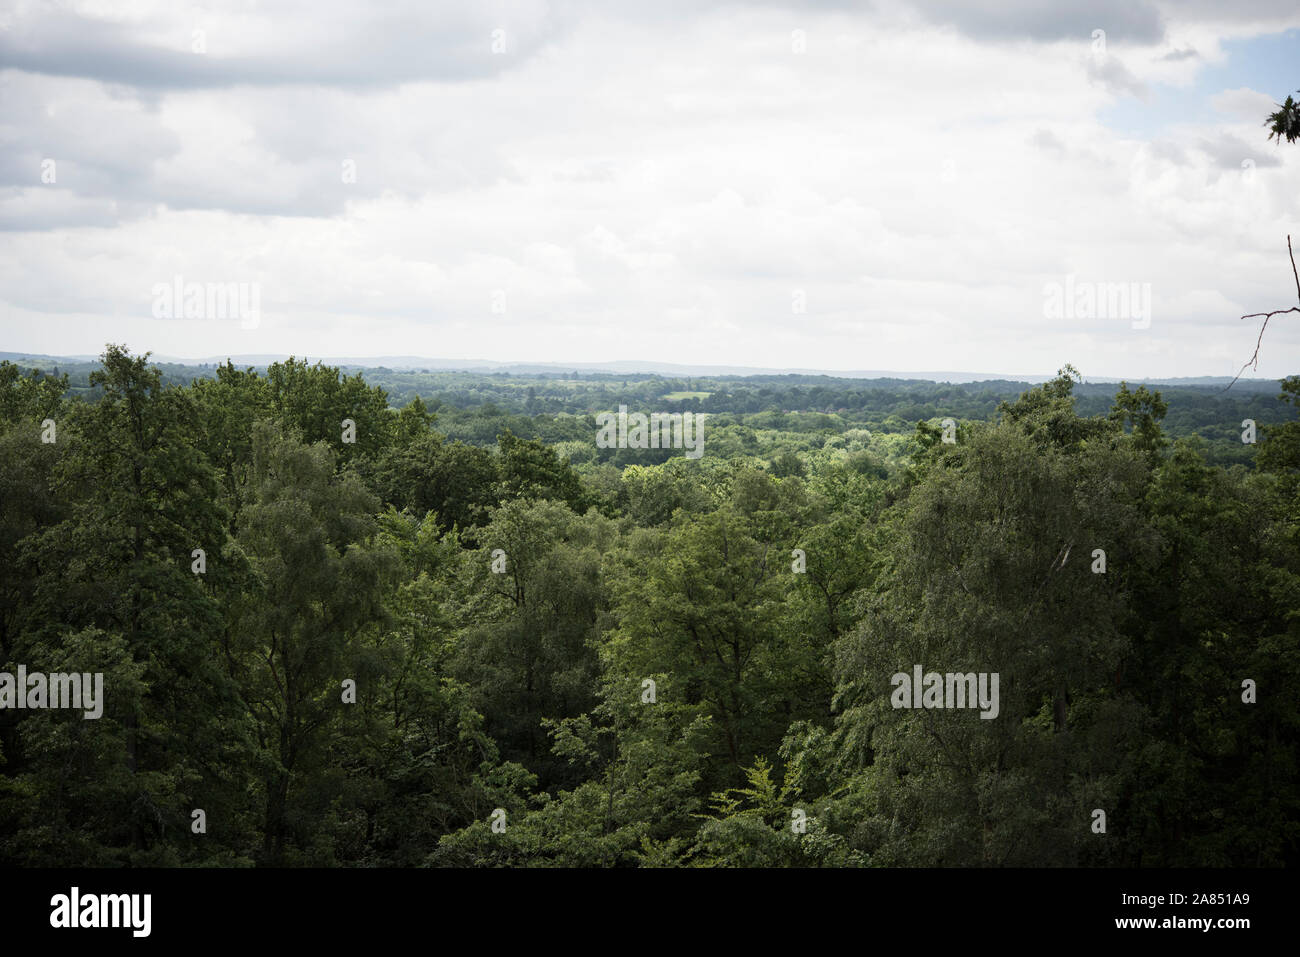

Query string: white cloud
[0,1,1298,378]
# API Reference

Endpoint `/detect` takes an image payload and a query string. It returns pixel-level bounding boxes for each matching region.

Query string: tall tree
[226,420,400,862]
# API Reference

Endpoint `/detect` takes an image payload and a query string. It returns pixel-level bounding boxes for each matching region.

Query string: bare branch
[1290,234,1300,303]
[1222,235,1300,392]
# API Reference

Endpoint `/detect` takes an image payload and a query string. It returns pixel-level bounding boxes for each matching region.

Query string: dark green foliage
[0,348,1296,867]
[1266,91,1300,143]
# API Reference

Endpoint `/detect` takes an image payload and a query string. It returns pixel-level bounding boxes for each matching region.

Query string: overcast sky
[1,0,1298,378]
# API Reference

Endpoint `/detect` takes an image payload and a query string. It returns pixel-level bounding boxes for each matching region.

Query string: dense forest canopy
[4,352,1290,468]
[0,346,1296,866]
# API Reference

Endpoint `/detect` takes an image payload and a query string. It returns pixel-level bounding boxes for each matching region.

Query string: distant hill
[0,352,1283,389]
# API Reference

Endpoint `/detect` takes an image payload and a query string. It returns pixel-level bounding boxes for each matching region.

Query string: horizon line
[0,350,1284,386]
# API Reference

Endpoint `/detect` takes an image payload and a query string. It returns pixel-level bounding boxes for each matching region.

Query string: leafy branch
[1266,90,1300,144]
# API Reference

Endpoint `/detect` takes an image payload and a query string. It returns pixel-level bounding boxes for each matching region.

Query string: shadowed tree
[226,420,401,862]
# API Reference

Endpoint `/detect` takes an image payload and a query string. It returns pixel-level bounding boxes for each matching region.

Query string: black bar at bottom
[5,867,1280,944]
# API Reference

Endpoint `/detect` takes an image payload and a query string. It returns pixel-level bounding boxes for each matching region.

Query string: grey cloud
[0,189,149,231]
[1153,0,1300,23]
[0,69,515,228]
[0,2,569,90]
[1085,55,1148,98]
[1028,129,1065,151]
[0,73,180,226]
[902,0,1297,40]
[1198,133,1283,169]
[906,0,1164,42]
[0,81,179,183]
[0,0,1289,236]
[1143,134,1283,171]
